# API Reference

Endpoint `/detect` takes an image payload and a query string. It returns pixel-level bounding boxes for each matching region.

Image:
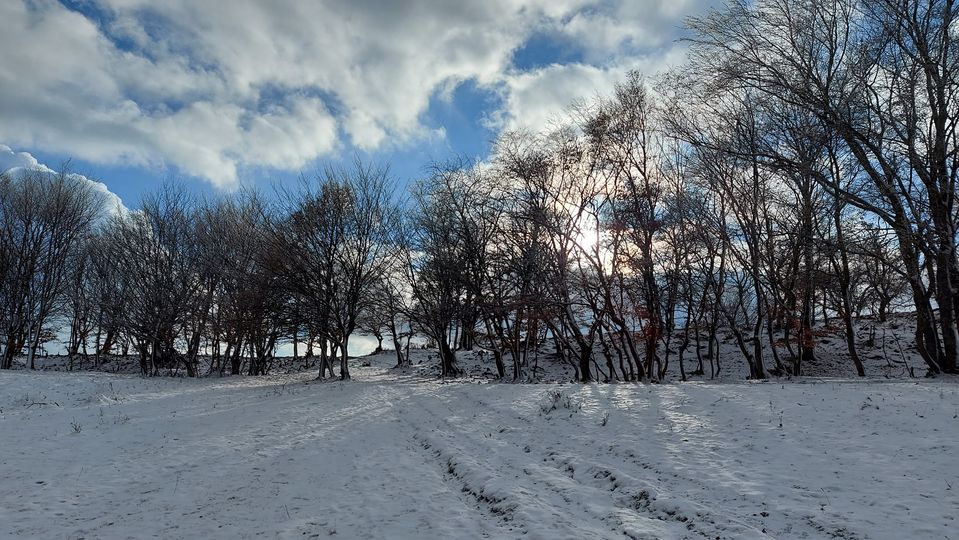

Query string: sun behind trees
[2,0,955,380]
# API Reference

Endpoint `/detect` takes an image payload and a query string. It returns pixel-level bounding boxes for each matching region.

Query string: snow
[1,354,957,539]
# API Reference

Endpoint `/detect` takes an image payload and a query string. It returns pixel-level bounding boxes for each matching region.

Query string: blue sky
[0,0,709,209]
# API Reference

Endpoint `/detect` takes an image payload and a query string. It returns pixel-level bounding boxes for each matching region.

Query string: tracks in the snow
[403,385,767,539]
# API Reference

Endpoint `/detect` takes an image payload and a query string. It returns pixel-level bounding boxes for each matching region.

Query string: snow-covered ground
[1,353,957,539]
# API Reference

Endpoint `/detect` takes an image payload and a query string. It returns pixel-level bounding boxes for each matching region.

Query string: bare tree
[0,168,106,369]
[405,167,468,378]
[270,160,398,380]
[111,183,201,376]
[686,0,959,373]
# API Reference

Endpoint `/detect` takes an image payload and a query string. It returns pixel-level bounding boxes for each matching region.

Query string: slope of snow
[1,354,957,539]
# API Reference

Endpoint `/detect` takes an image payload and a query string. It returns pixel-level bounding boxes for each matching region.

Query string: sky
[0,0,711,209]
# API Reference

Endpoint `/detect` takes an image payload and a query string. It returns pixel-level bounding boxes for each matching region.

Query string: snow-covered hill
[1,353,956,539]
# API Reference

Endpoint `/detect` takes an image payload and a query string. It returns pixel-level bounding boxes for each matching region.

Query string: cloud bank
[0,145,126,214]
[0,0,703,188]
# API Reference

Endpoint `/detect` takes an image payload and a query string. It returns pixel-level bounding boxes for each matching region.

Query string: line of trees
[2,161,400,379]
[1,0,954,380]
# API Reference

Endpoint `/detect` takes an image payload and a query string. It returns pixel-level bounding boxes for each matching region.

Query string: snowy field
[1,354,957,539]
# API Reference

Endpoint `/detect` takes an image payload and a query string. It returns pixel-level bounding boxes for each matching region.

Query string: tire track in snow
[405,385,720,539]
[428,384,777,539]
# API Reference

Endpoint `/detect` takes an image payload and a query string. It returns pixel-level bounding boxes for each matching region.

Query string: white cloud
[552,0,703,61]
[0,0,705,188]
[491,45,689,134]
[0,145,127,215]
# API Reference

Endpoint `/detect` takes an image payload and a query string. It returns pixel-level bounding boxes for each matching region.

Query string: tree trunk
[935,241,959,373]
[439,336,461,378]
[578,343,593,382]
[340,336,351,380]
[829,179,864,376]
[390,319,407,368]
[898,234,942,373]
